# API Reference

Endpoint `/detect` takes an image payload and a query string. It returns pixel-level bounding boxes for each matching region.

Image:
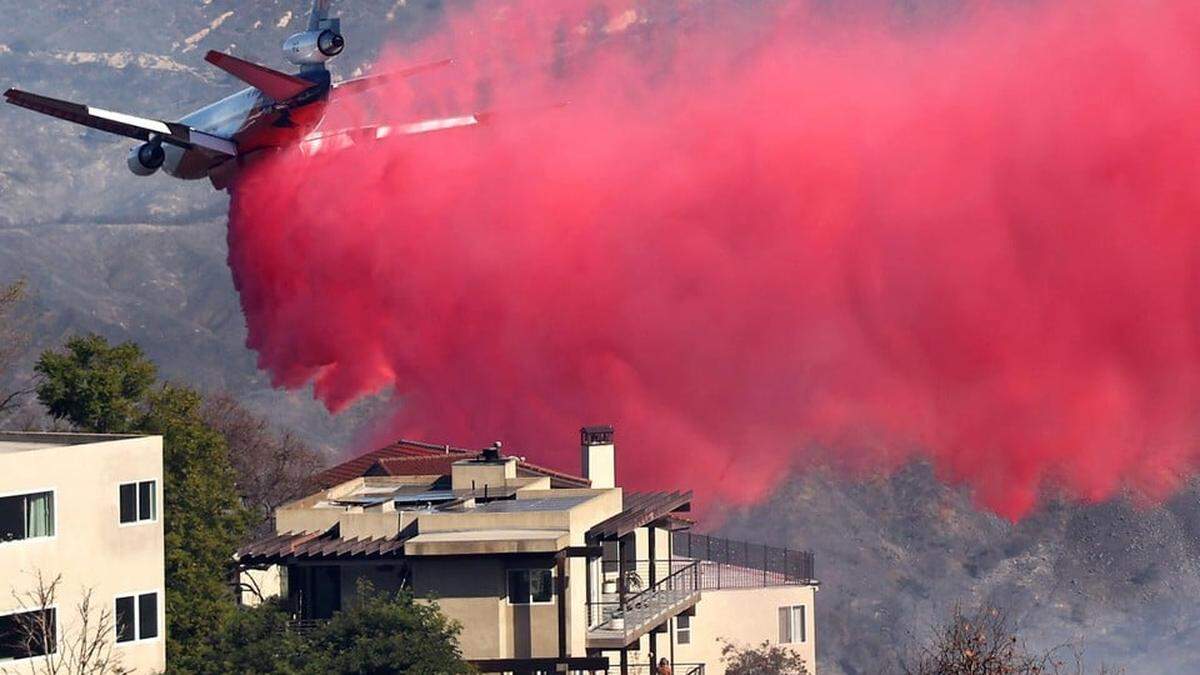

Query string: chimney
[581,424,615,489]
[451,441,518,492]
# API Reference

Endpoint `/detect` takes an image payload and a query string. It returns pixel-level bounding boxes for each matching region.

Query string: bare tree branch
[0,278,32,416]
[5,570,129,675]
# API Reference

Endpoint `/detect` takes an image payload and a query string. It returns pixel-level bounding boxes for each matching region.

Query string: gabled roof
[312,439,469,488]
[313,438,591,490]
[588,490,693,541]
[366,453,476,478]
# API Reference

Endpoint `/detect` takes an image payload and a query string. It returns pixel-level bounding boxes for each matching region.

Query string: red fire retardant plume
[228,0,1200,519]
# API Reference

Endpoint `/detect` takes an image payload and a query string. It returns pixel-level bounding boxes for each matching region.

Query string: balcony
[673,532,816,587]
[587,560,702,649]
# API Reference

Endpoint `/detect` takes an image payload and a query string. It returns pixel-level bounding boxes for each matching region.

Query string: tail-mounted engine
[283,26,344,66]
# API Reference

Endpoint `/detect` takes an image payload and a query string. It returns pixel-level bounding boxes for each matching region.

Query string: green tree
[34,333,156,432]
[33,333,252,672]
[206,600,308,674]
[204,583,473,675]
[142,385,251,673]
[305,581,473,675]
[721,639,810,675]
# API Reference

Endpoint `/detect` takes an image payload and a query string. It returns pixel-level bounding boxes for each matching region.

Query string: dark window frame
[0,490,56,544]
[114,592,159,644]
[0,606,58,661]
[118,481,157,525]
[778,604,806,644]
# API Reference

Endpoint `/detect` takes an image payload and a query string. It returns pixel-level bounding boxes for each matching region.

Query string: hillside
[1,2,1197,674]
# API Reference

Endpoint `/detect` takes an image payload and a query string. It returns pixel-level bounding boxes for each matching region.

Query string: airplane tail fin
[204,51,315,101]
[308,0,335,31]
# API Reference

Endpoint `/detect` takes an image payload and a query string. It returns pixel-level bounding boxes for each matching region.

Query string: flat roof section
[474,496,592,513]
[0,431,146,453]
[405,529,571,556]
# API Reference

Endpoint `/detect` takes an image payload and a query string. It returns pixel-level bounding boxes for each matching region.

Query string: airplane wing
[204,51,315,102]
[330,59,453,99]
[297,113,489,156]
[3,89,236,156]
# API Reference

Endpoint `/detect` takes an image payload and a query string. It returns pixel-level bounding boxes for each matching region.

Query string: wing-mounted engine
[127,142,165,176]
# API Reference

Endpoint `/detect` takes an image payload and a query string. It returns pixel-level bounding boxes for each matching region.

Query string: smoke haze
[228,0,1200,519]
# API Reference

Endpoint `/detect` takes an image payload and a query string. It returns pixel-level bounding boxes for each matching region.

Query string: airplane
[2,0,482,190]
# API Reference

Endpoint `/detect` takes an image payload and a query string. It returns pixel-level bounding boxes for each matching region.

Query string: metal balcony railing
[627,664,705,675]
[587,560,701,648]
[672,532,816,585]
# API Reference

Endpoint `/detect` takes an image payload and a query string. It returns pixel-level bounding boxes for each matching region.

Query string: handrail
[621,560,697,609]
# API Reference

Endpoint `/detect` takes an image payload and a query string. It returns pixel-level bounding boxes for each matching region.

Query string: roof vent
[480,440,503,462]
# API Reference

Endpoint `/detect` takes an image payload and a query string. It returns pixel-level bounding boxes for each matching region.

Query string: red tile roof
[313,439,590,490]
[368,453,475,477]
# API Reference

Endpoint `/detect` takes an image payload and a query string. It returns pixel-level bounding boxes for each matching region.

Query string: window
[601,541,620,573]
[507,569,553,605]
[115,593,158,643]
[778,604,806,644]
[677,614,691,645]
[0,491,55,543]
[0,608,56,661]
[119,481,156,524]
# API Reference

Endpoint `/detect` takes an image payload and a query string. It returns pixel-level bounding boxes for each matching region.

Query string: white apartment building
[0,433,166,673]
[235,426,818,674]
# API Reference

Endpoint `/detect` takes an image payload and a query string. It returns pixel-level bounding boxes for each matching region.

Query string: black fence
[672,532,815,586]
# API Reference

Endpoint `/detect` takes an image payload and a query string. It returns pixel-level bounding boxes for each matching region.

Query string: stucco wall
[671,584,817,674]
[0,435,166,673]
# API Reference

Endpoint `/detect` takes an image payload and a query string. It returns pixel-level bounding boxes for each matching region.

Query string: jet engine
[282,29,345,65]
[127,142,165,176]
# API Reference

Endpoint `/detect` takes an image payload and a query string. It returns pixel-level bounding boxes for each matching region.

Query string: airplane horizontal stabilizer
[331,59,454,98]
[204,51,314,101]
[3,88,237,156]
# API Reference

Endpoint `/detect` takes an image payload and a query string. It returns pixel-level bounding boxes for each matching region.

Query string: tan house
[0,432,166,673]
[236,426,818,674]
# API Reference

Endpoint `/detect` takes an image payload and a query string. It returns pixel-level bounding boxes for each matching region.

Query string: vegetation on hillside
[905,605,1124,675]
[0,278,31,416]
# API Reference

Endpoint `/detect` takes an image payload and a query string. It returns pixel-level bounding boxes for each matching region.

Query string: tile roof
[313,439,591,489]
[312,439,468,488]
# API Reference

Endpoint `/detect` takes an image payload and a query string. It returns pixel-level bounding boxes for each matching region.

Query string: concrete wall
[0,435,166,673]
[411,555,574,661]
[670,584,817,674]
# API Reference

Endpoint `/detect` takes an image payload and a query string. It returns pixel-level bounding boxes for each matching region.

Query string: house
[235,426,818,674]
[0,432,166,673]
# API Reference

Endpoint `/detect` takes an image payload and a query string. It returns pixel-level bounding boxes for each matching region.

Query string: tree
[141,385,252,673]
[204,599,308,675]
[34,334,156,433]
[721,639,810,675]
[199,392,325,528]
[305,582,472,674]
[0,278,32,416]
[904,605,1124,675]
[8,571,129,675]
[203,583,473,675]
